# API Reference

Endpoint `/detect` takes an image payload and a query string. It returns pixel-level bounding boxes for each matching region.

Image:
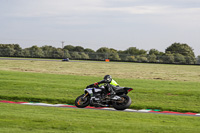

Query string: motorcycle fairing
[84,87,104,96]
[84,88,93,96]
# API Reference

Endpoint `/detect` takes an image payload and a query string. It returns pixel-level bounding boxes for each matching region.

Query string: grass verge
[1,102,200,133]
[1,59,200,82]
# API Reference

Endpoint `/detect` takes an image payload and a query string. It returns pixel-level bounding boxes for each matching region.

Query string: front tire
[112,95,132,110]
[75,94,90,108]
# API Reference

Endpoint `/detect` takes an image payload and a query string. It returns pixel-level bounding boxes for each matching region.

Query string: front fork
[83,93,89,98]
[77,93,89,105]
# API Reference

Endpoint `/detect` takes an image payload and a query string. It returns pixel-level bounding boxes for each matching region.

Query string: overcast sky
[0,0,200,56]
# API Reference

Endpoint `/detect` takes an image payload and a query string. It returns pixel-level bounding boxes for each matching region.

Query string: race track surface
[0,57,129,64]
[1,100,200,117]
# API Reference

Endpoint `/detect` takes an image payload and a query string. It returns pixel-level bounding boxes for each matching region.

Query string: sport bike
[75,85,133,110]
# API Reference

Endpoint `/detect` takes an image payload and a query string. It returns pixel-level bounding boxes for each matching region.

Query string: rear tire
[112,95,132,110]
[75,94,90,108]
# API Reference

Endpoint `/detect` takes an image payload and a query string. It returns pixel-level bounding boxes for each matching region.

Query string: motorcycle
[75,84,133,110]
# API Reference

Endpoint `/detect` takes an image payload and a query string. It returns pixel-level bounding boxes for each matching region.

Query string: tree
[124,47,147,55]
[63,45,75,51]
[96,47,118,60]
[136,55,148,62]
[117,50,125,54]
[197,55,200,64]
[88,53,99,60]
[84,48,95,53]
[162,54,175,63]
[0,44,23,57]
[52,48,63,58]
[149,49,160,55]
[70,52,81,59]
[126,56,137,62]
[139,49,147,55]
[63,49,71,58]
[23,49,31,57]
[185,56,196,64]
[109,53,121,60]
[95,47,110,60]
[41,45,56,58]
[73,46,84,52]
[96,47,110,53]
[13,44,23,56]
[110,48,117,53]
[165,43,196,64]
[174,53,186,64]
[27,45,44,57]
[80,52,89,59]
[119,54,128,61]
[148,54,157,62]
[166,43,195,56]
[5,46,15,56]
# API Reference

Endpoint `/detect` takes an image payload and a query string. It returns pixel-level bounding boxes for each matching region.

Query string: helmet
[104,75,112,83]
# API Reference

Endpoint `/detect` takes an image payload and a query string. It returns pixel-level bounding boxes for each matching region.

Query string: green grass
[1,59,200,132]
[1,103,200,133]
[0,70,200,113]
[0,59,200,82]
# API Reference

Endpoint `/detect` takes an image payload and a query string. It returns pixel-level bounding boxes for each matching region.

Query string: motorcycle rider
[86,75,119,97]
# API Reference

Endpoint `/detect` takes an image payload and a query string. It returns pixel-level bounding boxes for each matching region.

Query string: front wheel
[112,95,132,110]
[75,94,90,108]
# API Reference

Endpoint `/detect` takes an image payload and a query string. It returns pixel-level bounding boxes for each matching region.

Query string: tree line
[0,43,199,64]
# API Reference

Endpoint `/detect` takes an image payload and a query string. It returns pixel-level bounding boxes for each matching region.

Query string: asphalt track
[0,57,129,64]
[0,57,65,62]
[1,100,200,117]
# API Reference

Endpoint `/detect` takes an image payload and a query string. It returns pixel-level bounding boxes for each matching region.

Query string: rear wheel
[112,95,132,110]
[75,94,90,108]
